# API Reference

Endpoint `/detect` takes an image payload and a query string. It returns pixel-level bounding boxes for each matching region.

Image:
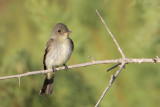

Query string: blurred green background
[0,0,160,107]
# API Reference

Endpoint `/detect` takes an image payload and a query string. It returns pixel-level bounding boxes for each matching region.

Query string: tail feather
[39,77,54,95]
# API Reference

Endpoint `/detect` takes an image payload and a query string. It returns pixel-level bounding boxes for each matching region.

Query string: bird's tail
[39,74,55,95]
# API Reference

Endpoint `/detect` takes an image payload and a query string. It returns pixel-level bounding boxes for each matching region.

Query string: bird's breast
[45,39,72,68]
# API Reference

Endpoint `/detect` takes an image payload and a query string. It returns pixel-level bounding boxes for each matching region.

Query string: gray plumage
[39,23,74,95]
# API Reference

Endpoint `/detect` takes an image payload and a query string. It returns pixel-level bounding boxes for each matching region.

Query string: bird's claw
[52,66,57,72]
[63,64,68,70]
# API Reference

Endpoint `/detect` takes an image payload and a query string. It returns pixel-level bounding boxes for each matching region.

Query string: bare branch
[0,58,159,80]
[94,9,160,106]
[96,9,126,58]
[95,63,126,107]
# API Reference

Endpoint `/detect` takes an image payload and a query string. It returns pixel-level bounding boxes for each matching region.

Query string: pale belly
[45,41,72,69]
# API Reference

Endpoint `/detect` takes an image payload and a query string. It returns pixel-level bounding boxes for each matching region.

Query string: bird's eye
[58,30,61,33]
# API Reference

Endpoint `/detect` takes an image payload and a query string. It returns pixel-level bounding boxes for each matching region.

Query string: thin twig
[95,63,126,107]
[96,9,126,58]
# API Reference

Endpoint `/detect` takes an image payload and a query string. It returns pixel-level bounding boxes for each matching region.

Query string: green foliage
[0,0,160,107]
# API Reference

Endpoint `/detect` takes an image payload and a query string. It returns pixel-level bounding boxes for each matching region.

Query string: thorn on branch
[88,56,95,62]
[123,64,126,69]
[18,77,21,87]
[156,56,159,59]
[152,58,157,64]
[106,63,121,72]
[110,75,115,84]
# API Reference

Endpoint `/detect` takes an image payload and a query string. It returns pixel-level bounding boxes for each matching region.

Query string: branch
[96,9,126,58]
[94,9,159,107]
[94,9,127,107]
[95,63,126,107]
[0,58,159,80]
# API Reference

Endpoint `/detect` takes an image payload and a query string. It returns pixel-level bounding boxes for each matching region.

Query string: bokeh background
[0,0,160,107]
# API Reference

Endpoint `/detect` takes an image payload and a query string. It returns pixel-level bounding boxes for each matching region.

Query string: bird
[39,23,74,95]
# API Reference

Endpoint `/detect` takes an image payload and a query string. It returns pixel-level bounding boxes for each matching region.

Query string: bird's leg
[52,66,57,72]
[63,64,68,70]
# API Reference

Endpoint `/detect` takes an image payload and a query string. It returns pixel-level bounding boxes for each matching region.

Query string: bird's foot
[52,66,57,72]
[63,64,68,70]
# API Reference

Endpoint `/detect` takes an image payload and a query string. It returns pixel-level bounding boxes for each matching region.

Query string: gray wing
[69,38,74,51]
[43,39,54,70]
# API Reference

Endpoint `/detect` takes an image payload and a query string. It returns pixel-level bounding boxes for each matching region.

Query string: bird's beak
[63,31,72,34]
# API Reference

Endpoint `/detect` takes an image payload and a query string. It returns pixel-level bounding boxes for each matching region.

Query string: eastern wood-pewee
[39,23,74,95]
